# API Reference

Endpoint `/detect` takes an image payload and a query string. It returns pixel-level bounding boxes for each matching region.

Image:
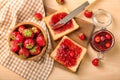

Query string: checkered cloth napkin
[0,0,54,80]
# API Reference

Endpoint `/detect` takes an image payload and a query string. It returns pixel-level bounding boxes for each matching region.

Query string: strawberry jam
[90,29,115,52]
[56,38,82,67]
[49,12,73,33]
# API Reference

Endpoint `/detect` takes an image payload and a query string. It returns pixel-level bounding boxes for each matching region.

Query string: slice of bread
[44,8,79,40]
[50,36,87,72]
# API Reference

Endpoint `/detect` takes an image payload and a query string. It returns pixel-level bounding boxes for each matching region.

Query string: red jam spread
[49,12,73,34]
[56,38,82,67]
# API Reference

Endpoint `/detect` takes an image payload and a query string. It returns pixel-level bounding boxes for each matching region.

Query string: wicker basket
[8,22,48,60]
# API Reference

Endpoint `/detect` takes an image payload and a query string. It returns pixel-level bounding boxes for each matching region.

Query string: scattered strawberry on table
[10,25,46,59]
[84,10,93,18]
[34,13,42,20]
[79,33,86,40]
[56,0,65,5]
[92,58,101,66]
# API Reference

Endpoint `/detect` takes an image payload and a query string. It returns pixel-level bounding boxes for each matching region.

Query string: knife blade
[52,0,92,30]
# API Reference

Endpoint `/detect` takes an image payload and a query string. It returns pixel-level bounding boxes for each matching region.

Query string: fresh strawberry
[32,27,40,34]
[105,42,111,48]
[24,38,35,49]
[22,29,34,38]
[84,10,93,18]
[100,36,106,41]
[11,42,20,53]
[18,48,30,58]
[36,34,46,47]
[10,31,20,40]
[18,25,25,33]
[92,58,100,66]
[34,13,42,20]
[16,34,24,42]
[30,44,41,55]
[106,34,112,40]
[79,33,86,40]
[11,45,20,52]
[10,40,22,47]
[56,0,65,5]
[94,36,101,43]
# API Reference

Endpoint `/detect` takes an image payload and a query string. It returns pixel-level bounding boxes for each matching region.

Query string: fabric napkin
[0,0,54,80]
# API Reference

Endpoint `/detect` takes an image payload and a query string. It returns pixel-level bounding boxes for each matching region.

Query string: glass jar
[90,9,115,59]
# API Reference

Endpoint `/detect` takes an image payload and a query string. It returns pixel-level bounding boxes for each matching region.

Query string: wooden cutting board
[44,6,95,73]
[45,7,95,49]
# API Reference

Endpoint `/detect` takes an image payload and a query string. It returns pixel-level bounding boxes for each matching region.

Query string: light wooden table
[0,0,120,80]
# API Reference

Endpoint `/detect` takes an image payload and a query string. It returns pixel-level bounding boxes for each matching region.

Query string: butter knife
[52,0,95,30]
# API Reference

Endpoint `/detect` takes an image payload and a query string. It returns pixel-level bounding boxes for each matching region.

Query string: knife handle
[87,0,96,4]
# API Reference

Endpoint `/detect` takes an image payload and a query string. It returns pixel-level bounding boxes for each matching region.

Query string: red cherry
[84,10,93,18]
[34,13,42,20]
[94,36,101,43]
[92,58,100,66]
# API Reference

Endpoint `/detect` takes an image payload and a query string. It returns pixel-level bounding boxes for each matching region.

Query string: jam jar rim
[92,9,112,28]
